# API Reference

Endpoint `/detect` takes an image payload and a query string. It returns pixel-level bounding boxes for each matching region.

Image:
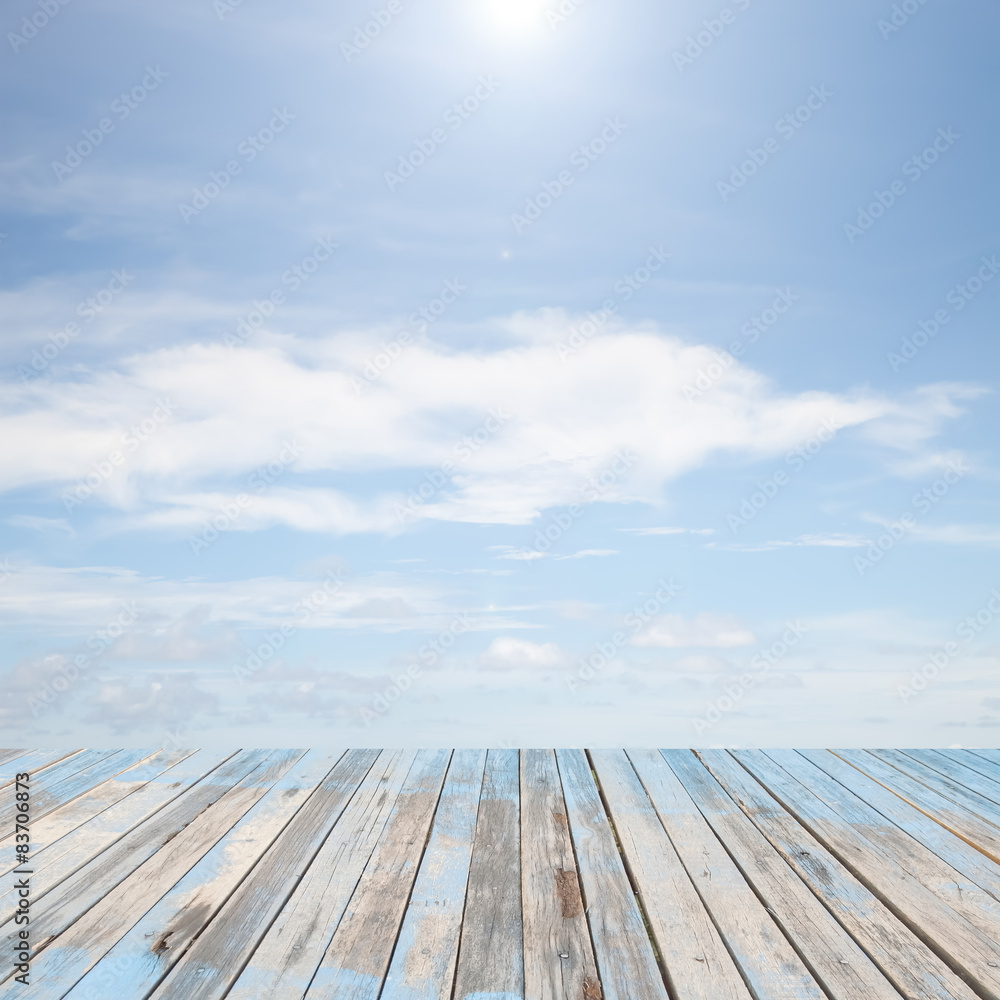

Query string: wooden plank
[557,748,668,1000]
[705,750,981,1000]
[304,749,452,1000]
[0,748,198,875]
[591,750,751,1000]
[942,749,1000,786]
[667,750,911,1000]
[0,748,153,833]
[450,748,526,1000]
[799,749,1000,903]
[635,750,823,1000]
[767,750,1000,939]
[379,749,488,1000]
[148,749,384,1000]
[903,749,1000,808]
[225,750,417,1000]
[65,750,347,1000]
[0,749,82,788]
[0,748,279,976]
[517,749,601,1000]
[1,750,308,999]
[733,749,1000,1000]
[836,749,1000,864]
[868,749,1000,829]
[0,749,27,767]
[0,749,236,912]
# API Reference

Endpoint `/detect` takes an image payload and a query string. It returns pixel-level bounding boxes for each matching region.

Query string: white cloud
[478,636,569,670]
[619,526,715,535]
[0,312,979,534]
[555,549,618,560]
[714,533,871,552]
[632,612,756,649]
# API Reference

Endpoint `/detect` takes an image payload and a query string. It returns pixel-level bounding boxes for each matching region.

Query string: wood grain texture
[451,748,526,1000]
[520,749,601,1000]
[638,751,824,1000]
[733,748,1000,1000]
[380,749,487,1000]
[305,749,452,1000]
[591,750,751,1000]
[557,748,668,1000]
[225,749,415,1000]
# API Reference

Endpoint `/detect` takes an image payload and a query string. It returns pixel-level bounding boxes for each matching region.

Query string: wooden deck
[3,749,1000,999]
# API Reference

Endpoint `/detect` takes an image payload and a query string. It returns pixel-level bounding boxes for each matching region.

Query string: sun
[478,0,551,38]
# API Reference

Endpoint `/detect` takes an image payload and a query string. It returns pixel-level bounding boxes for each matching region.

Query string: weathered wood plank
[591,750,751,1000]
[708,750,980,1000]
[65,750,346,1000]
[0,749,82,789]
[452,748,526,1000]
[670,749,912,1000]
[733,749,1000,1000]
[149,749,384,1000]
[799,749,1000,902]
[0,749,27,767]
[0,748,279,982]
[557,748,667,1000]
[902,749,1000,808]
[379,749,487,1000]
[943,749,1000,786]
[0,749,153,834]
[768,750,1000,936]
[837,749,1000,864]
[518,749,601,1000]
[1,750,307,999]
[225,750,416,1000]
[0,749,236,913]
[637,750,823,1000]
[304,749,452,1000]
[0,748,198,887]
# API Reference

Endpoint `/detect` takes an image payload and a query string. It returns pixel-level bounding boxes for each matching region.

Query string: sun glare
[479,0,551,39]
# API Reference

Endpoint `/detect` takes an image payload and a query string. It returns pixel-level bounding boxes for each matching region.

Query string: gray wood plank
[520,749,602,1000]
[706,750,978,1000]
[733,749,1000,1000]
[225,750,416,1000]
[638,751,824,1000]
[0,749,82,789]
[557,748,668,1000]
[304,749,452,1000]
[799,749,1000,903]
[903,749,1000,808]
[68,751,348,1000]
[592,750,752,1000]
[380,749,487,1000]
[452,748,526,1000]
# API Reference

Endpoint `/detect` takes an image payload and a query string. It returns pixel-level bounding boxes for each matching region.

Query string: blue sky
[1,0,997,747]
